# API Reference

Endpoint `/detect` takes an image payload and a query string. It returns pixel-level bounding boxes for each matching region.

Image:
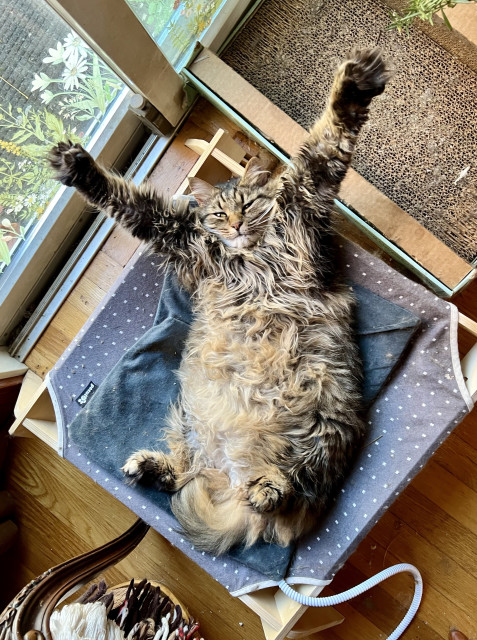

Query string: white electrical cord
[278,563,423,640]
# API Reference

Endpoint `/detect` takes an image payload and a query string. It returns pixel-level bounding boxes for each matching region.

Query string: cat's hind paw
[122,449,177,491]
[247,475,290,513]
[340,48,393,102]
[48,141,95,187]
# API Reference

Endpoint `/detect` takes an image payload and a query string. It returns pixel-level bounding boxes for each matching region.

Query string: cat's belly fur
[174,298,353,486]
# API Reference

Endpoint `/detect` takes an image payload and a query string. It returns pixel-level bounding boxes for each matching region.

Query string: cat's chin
[223,234,257,250]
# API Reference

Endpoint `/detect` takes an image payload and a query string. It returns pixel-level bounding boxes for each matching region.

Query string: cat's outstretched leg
[287,49,392,196]
[122,449,193,491]
[48,142,198,260]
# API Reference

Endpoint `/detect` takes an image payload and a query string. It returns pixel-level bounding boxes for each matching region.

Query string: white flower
[63,31,88,65]
[43,42,66,65]
[62,56,88,90]
[23,194,37,206]
[40,90,54,104]
[32,72,51,92]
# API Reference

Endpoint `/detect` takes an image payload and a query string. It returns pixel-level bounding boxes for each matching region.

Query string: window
[0,0,124,277]
[126,0,225,69]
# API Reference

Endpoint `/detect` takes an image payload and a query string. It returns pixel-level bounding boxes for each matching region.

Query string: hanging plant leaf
[0,238,11,265]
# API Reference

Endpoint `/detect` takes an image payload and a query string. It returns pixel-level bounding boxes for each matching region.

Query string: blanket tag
[76,381,98,407]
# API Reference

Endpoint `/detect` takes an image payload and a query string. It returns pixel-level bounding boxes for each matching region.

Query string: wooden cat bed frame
[8,129,477,640]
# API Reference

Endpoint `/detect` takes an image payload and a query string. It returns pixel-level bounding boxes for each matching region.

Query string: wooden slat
[367,510,476,615]
[433,432,477,492]
[82,250,125,294]
[336,557,461,640]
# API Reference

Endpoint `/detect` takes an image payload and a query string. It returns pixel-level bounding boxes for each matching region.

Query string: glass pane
[0,0,125,278]
[126,0,225,69]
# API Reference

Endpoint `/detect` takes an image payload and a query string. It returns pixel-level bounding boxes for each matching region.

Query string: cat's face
[190,158,277,250]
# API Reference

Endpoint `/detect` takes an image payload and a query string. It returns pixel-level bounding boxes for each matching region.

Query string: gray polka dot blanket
[48,239,473,596]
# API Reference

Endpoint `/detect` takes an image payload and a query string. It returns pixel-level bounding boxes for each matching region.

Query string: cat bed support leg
[9,370,59,453]
[240,585,344,639]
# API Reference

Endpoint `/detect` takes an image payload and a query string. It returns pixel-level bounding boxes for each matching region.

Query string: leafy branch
[389,0,476,32]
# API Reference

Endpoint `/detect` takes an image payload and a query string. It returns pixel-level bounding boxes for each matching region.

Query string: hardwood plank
[348,536,476,639]
[49,299,90,340]
[101,225,141,267]
[412,459,477,533]
[433,429,477,491]
[68,275,109,317]
[365,510,476,615]
[454,411,477,451]
[389,484,477,576]
[24,343,58,380]
[25,300,90,375]
[148,119,214,196]
[329,561,443,640]
[313,596,383,640]
[7,438,136,542]
[82,250,124,294]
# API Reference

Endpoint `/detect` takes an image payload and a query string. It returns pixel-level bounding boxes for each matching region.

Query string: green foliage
[0,27,123,271]
[389,0,476,32]
[0,1,224,270]
[127,0,175,38]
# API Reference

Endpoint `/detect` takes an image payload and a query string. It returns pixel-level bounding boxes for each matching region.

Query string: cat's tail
[171,470,262,555]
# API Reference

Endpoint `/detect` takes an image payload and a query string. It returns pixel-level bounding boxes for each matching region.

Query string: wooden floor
[2,100,476,640]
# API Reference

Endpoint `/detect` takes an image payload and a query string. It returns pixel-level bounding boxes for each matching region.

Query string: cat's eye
[213,212,226,218]
[242,200,255,212]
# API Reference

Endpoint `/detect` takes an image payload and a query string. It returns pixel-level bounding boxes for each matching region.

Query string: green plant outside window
[0,2,124,276]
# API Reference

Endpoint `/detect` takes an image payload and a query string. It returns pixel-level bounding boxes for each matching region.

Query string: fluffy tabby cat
[49,49,391,554]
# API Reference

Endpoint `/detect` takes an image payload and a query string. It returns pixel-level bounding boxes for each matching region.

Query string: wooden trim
[459,313,477,338]
[0,348,28,380]
[188,49,473,291]
[45,0,186,126]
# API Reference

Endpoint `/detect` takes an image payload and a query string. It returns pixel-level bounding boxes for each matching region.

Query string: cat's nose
[231,221,242,231]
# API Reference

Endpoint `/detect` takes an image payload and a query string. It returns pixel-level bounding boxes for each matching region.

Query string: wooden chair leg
[0,518,149,640]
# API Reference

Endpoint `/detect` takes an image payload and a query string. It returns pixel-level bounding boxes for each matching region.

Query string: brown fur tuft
[170,471,263,555]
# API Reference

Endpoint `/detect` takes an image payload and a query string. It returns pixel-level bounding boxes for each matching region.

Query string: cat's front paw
[48,141,95,187]
[122,449,177,491]
[340,48,392,102]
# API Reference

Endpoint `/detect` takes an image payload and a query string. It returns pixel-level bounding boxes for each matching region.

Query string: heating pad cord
[278,562,422,640]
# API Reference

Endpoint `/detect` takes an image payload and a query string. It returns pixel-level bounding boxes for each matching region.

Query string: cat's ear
[188,177,217,205]
[239,157,269,188]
